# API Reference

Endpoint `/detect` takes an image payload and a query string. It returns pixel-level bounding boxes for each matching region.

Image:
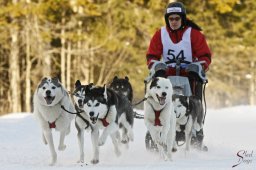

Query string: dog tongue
[158,97,166,105]
[45,96,55,105]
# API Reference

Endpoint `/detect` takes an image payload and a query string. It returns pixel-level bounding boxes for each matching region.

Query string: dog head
[145,77,173,106]
[36,77,64,106]
[83,86,109,125]
[72,80,93,109]
[172,95,189,118]
[109,76,133,102]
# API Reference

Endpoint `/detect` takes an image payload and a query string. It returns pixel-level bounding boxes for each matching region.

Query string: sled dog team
[33,76,204,165]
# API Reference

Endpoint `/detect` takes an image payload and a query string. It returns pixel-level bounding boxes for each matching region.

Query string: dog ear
[75,80,81,88]
[150,77,159,89]
[38,77,48,88]
[85,83,93,93]
[88,83,94,89]
[52,77,61,87]
[103,84,108,101]
[113,76,118,81]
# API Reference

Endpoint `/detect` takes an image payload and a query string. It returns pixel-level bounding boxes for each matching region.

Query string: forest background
[0,0,255,115]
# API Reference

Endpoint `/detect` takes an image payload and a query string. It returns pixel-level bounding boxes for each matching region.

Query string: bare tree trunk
[9,0,21,113]
[25,17,31,112]
[33,15,51,76]
[81,42,90,83]
[89,49,94,83]
[75,21,82,82]
[61,17,66,86]
[66,41,71,91]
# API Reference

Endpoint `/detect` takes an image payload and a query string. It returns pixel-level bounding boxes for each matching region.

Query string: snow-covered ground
[0,106,256,170]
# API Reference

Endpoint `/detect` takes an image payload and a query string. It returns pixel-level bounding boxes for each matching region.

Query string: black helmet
[164,2,186,29]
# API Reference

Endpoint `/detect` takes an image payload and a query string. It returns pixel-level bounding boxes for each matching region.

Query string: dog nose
[162,92,167,97]
[78,99,82,104]
[89,111,94,117]
[46,90,51,96]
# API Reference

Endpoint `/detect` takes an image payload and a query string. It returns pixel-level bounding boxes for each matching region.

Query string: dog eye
[42,87,46,90]
[177,105,182,108]
[156,86,160,89]
[95,103,100,106]
[165,87,168,89]
[52,86,56,89]
[87,103,91,107]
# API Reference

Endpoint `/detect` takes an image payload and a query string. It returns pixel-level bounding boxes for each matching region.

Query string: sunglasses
[168,17,181,22]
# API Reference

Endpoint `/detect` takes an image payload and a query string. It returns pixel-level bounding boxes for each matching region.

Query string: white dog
[144,77,176,160]
[33,77,75,165]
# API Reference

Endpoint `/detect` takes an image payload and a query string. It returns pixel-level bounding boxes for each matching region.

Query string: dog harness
[48,121,56,128]
[154,110,163,126]
[99,107,110,127]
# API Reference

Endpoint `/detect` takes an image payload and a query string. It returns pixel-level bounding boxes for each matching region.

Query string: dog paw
[159,150,167,160]
[98,140,105,146]
[121,134,129,144]
[91,159,99,164]
[77,160,84,163]
[49,155,57,166]
[58,144,66,151]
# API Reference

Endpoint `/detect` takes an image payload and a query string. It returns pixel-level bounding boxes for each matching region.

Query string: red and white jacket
[146,25,212,76]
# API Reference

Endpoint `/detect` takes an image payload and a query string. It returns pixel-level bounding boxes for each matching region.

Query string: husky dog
[33,77,75,165]
[73,80,93,111]
[144,77,176,161]
[83,86,134,164]
[109,76,136,142]
[72,80,94,163]
[109,76,133,102]
[172,94,204,151]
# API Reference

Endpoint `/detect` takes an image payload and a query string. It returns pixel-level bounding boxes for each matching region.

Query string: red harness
[48,121,56,128]
[154,110,162,126]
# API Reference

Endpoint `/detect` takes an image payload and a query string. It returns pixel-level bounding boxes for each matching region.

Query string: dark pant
[188,72,203,100]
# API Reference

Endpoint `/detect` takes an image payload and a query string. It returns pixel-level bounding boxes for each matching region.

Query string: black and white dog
[144,77,176,161]
[83,85,134,164]
[72,80,94,163]
[33,77,75,165]
[109,76,138,141]
[172,94,204,152]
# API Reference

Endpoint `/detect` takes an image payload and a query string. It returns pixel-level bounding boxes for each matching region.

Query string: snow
[1,106,256,170]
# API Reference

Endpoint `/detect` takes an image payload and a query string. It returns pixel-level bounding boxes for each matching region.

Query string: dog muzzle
[44,95,55,105]
[156,94,166,105]
[90,113,99,124]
